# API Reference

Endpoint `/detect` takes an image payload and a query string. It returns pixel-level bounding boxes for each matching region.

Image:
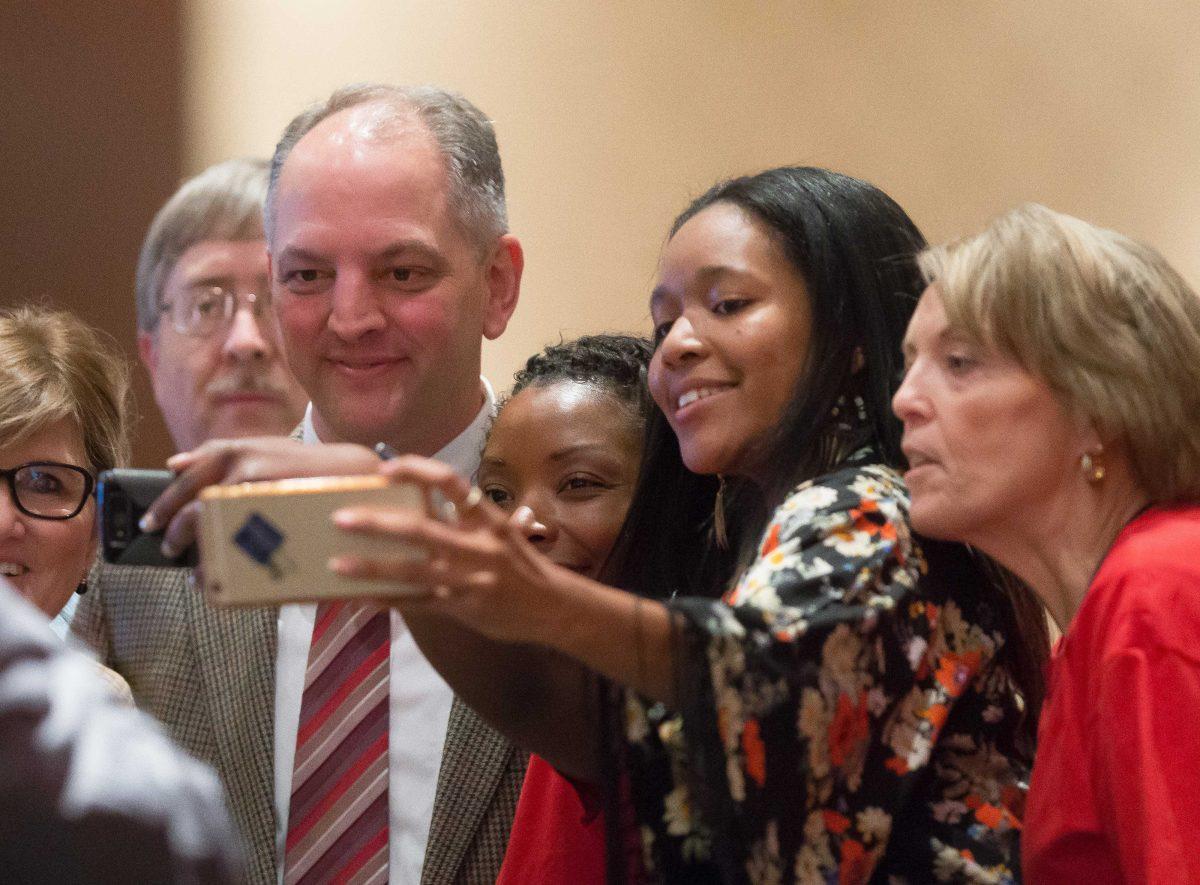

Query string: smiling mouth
[676,385,732,411]
[216,392,277,404]
[0,562,28,578]
[330,358,402,373]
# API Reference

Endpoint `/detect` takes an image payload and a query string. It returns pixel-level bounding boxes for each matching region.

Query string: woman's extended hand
[329,455,585,647]
[334,456,680,703]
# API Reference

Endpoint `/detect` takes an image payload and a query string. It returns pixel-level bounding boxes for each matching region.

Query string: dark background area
[1,2,184,466]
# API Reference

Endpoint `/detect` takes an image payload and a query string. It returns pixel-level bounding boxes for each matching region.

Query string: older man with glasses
[136,157,307,453]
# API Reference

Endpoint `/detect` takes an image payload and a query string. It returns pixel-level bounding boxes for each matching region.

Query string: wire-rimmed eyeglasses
[159,286,274,338]
[0,462,95,520]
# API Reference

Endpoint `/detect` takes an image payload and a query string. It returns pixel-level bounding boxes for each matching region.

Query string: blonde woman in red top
[894,204,1200,883]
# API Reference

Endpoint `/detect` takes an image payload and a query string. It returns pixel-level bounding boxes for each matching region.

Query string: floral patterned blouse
[623,462,1031,884]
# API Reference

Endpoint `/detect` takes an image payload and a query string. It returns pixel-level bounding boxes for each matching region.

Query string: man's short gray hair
[135,157,269,333]
[265,84,507,250]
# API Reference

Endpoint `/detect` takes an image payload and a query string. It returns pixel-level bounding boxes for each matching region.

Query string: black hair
[669,166,925,507]
[607,167,927,599]
[507,333,654,423]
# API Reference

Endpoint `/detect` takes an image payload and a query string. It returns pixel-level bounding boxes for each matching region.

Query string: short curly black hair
[507,333,654,420]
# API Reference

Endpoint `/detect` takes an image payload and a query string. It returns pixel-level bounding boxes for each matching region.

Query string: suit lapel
[423,698,518,883]
[164,424,302,879]
[190,590,279,879]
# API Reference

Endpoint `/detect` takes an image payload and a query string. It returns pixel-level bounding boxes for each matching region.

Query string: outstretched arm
[399,610,603,780]
[330,457,682,777]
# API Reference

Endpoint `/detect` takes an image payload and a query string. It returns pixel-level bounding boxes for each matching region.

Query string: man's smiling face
[269,105,505,453]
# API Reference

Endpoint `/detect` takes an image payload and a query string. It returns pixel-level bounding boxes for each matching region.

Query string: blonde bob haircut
[918,203,1200,503]
[0,305,132,476]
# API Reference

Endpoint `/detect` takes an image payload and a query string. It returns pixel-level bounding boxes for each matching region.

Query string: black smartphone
[98,469,198,567]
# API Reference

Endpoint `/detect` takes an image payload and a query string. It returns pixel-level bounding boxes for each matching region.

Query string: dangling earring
[713,476,729,550]
[75,579,88,596]
[829,395,852,433]
[1080,451,1105,483]
[831,393,868,428]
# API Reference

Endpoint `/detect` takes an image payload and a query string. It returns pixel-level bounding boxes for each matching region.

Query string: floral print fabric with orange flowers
[623,462,1031,884]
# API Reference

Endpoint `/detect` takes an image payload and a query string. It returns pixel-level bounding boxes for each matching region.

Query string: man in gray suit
[74,85,528,884]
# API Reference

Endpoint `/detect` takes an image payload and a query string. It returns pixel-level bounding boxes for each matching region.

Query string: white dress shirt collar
[299,379,495,474]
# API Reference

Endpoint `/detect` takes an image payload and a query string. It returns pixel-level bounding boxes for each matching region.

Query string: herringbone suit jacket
[72,562,527,885]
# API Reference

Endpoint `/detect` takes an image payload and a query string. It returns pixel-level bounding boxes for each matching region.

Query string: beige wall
[187,1,1200,394]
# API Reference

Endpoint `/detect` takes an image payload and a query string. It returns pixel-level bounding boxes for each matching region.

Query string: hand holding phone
[98,469,198,568]
[143,438,383,566]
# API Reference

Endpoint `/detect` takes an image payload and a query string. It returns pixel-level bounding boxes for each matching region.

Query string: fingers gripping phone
[99,470,424,604]
[98,469,198,568]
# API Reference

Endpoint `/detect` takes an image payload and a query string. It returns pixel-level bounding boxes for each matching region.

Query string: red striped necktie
[285,601,390,884]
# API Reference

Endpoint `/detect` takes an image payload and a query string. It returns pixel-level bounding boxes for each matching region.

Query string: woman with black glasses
[0,306,131,648]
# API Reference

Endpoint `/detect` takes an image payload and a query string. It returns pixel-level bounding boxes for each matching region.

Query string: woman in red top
[893,203,1200,883]
[474,334,653,884]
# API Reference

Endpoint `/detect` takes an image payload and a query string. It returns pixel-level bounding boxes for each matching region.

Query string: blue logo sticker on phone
[233,513,286,580]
